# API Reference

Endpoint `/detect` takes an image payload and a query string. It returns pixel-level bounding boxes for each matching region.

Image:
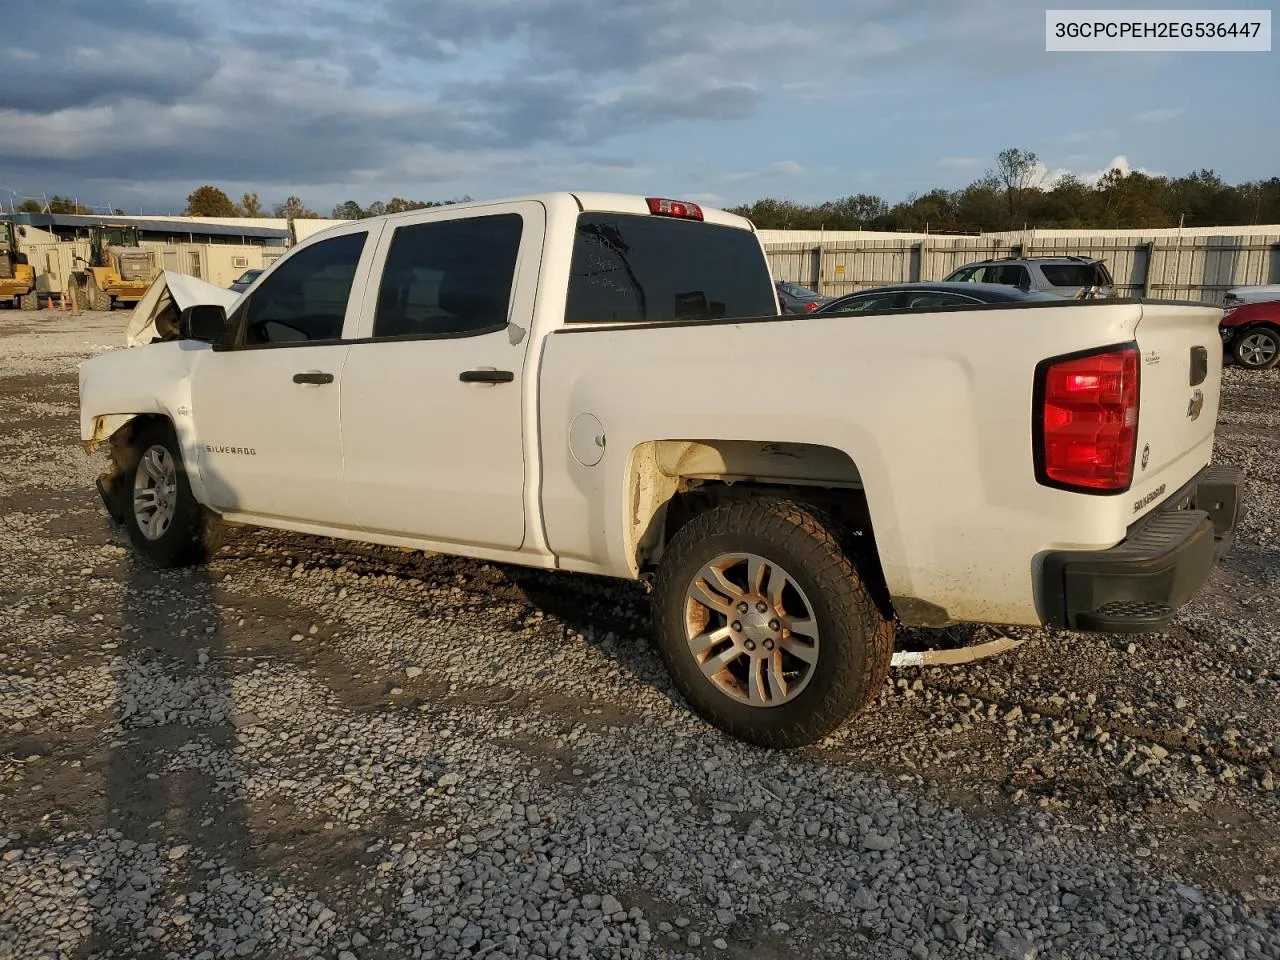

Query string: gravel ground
[1,310,1278,959]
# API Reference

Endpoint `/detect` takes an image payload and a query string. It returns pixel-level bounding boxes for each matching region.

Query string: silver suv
[944,256,1115,299]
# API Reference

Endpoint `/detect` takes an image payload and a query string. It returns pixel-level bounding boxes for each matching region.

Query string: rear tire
[119,421,222,568]
[1233,327,1280,370]
[652,497,893,748]
[17,293,37,311]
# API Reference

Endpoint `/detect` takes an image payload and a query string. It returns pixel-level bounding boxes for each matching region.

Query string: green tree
[185,185,241,217]
[993,148,1042,229]
[1095,169,1171,228]
[16,199,43,213]
[819,193,889,228]
[272,196,318,220]
[954,175,1004,232]
[332,200,365,219]
[47,195,91,214]
[240,192,265,217]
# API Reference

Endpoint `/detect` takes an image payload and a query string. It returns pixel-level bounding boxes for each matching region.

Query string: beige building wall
[20,240,285,295]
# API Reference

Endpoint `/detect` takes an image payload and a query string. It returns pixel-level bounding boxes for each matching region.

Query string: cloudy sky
[0,0,1274,215]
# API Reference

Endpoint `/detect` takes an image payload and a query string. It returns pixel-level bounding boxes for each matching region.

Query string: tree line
[15,148,1278,231]
[730,149,1280,233]
[11,186,471,221]
[182,186,472,221]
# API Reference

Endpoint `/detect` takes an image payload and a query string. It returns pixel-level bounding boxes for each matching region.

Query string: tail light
[804,301,819,313]
[646,197,703,221]
[1034,344,1140,493]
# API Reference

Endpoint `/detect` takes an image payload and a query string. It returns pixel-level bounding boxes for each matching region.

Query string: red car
[1220,299,1280,370]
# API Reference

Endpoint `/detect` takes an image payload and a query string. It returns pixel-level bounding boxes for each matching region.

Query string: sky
[0,0,1275,216]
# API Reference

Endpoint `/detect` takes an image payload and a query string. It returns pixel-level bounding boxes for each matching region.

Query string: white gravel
[0,312,1277,959]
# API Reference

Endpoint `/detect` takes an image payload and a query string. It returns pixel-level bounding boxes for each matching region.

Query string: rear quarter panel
[537,300,1203,627]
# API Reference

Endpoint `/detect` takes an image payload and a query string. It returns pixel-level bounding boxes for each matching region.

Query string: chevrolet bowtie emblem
[1186,389,1204,421]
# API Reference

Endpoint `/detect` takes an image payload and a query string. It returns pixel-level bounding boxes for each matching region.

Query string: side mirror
[179,304,229,344]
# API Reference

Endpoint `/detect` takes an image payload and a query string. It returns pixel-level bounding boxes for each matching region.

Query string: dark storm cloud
[0,0,1048,207]
[0,1,212,111]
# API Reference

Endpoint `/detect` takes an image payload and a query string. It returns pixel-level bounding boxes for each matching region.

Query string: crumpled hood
[125,271,240,348]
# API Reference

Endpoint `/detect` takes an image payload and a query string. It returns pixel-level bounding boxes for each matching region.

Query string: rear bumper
[1039,464,1242,632]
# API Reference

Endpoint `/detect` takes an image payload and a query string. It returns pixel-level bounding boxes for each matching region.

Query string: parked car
[79,191,1240,749]
[816,281,1061,314]
[229,268,263,294]
[775,281,829,314]
[1219,298,1280,369]
[1222,284,1280,308]
[944,256,1116,299]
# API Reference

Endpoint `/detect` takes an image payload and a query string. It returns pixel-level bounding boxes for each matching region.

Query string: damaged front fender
[83,413,141,454]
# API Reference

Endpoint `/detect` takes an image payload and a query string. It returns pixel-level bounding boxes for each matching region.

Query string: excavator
[72,224,156,311]
[0,221,37,310]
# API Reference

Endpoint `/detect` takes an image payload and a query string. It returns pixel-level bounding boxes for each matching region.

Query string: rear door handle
[292,371,334,385]
[459,369,514,384]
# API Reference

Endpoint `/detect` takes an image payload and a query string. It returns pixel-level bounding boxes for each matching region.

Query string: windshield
[777,282,820,298]
[102,227,138,247]
[235,269,262,284]
[0,223,11,245]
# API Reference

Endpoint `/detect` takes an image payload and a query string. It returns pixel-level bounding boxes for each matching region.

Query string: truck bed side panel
[537,301,1216,627]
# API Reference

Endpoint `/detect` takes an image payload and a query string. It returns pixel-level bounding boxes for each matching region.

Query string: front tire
[120,421,221,567]
[83,275,111,312]
[652,497,893,748]
[1233,327,1280,370]
[17,293,37,311]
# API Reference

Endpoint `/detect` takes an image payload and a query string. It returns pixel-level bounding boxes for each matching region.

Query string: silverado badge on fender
[1186,389,1204,421]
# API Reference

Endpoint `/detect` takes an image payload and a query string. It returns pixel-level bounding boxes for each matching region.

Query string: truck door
[189,223,382,525]
[339,201,545,551]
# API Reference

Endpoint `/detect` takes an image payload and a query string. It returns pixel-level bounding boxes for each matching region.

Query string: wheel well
[102,413,171,465]
[627,440,893,618]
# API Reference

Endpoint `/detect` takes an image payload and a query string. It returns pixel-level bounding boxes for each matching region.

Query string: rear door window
[372,214,522,338]
[986,264,1029,287]
[565,214,776,324]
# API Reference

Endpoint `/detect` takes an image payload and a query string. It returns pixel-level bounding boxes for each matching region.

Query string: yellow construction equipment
[0,221,37,310]
[72,224,156,311]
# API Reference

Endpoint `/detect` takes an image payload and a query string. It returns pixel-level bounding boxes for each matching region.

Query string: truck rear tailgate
[1127,302,1224,521]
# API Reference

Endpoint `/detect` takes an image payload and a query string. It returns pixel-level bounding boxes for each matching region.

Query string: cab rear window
[564,214,776,324]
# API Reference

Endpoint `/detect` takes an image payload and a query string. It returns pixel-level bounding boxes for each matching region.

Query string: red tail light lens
[805,301,819,313]
[646,197,704,221]
[1035,344,1140,492]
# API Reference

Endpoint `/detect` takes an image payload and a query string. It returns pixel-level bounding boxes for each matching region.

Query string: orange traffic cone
[47,295,54,310]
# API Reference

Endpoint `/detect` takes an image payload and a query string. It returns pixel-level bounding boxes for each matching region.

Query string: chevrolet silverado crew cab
[79,192,1242,748]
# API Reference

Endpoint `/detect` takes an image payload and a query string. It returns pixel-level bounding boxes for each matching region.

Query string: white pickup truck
[79,192,1242,747]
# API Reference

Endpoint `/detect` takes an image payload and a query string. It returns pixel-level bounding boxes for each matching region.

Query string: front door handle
[293,371,334,385]
[459,369,514,384]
